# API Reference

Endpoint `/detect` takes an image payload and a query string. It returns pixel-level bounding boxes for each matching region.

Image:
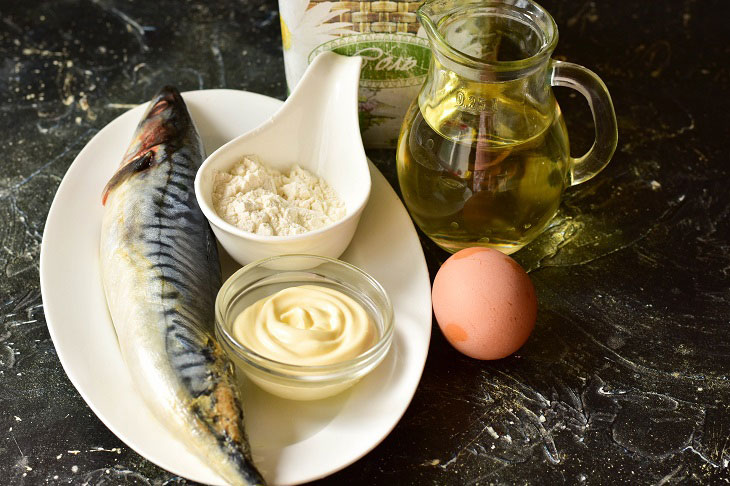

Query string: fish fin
[102,151,156,205]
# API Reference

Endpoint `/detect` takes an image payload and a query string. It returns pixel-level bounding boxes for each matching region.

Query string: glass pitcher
[396,0,618,254]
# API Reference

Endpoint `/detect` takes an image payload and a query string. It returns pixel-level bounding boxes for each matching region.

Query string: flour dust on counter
[3,0,289,484]
[4,0,730,484]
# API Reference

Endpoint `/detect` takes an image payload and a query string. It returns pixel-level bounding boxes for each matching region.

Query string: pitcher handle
[549,60,618,186]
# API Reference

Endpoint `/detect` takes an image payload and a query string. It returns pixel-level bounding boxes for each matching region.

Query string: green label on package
[309,34,431,88]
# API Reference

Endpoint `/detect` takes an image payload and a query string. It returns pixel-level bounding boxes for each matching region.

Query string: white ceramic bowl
[194,52,370,265]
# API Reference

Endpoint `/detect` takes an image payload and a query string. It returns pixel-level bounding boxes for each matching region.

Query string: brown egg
[432,247,537,360]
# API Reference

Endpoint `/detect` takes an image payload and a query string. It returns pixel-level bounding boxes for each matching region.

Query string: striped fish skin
[100,86,265,486]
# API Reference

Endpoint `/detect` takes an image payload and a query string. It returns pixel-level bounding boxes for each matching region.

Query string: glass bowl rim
[215,254,394,382]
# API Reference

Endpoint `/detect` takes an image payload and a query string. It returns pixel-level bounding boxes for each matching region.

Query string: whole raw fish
[100,86,265,486]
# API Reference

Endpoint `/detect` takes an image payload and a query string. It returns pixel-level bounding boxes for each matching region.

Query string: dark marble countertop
[2,0,729,484]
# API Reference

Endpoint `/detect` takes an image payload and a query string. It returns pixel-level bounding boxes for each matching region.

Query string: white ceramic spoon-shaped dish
[195,52,370,265]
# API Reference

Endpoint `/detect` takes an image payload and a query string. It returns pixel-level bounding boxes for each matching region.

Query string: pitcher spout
[417,0,558,81]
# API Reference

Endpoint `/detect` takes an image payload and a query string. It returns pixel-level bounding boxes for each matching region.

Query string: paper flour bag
[279,0,430,148]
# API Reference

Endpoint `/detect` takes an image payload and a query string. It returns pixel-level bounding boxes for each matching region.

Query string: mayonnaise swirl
[232,285,377,366]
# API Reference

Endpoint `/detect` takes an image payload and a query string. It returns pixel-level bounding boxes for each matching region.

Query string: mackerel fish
[100,85,265,485]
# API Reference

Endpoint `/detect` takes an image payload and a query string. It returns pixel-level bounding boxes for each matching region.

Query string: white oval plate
[40,90,432,485]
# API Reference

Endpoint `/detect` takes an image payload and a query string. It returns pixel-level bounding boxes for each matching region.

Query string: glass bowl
[215,254,394,401]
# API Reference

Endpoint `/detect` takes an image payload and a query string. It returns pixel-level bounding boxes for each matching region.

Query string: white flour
[212,156,345,236]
